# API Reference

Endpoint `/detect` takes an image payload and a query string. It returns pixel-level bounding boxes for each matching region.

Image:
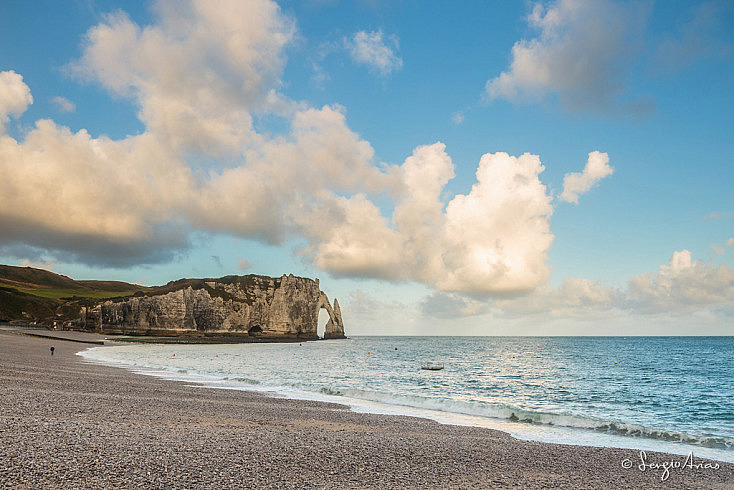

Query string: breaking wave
[319,385,732,450]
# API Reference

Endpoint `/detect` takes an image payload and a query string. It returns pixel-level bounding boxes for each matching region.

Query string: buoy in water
[614,361,618,364]
[395,347,398,350]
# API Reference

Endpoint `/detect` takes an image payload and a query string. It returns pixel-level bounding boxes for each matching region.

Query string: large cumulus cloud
[301,144,556,295]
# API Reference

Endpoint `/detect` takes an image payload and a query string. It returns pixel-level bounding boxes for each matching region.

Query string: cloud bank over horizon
[417,249,734,323]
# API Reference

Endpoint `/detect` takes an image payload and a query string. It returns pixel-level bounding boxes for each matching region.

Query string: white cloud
[711,244,725,256]
[485,0,649,114]
[51,96,76,113]
[451,110,465,125]
[560,151,613,204]
[421,292,488,318]
[0,114,193,265]
[0,70,33,129]
[70,1,296,154]
[347,30,403,76]
[702,211,734,221]
[237,259,252,271]
[306,193,406,279]
[438,151,554,294]
[628,250,734,312]
[493,277,622,318]
[727,238,734,248]
[310,62,329,87]
[20,258,56,272]
[344,289,408,320]
[341,289,418,335]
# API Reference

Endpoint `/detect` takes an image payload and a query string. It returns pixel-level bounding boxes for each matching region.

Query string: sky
[1,0,733,335]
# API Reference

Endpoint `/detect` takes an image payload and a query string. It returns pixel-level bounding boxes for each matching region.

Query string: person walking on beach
[50,346,55,356]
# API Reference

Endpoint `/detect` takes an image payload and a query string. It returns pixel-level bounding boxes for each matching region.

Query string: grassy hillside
[0,265,146,325]
[0,286,59,323]
[0,265,143,299]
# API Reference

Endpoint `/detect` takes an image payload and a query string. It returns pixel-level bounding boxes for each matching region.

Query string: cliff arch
[318,291,345,339]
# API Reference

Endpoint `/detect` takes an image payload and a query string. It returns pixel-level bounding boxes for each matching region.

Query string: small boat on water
[421,362,444,371]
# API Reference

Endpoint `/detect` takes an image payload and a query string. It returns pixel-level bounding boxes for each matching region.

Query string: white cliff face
[324,304,345,338]
[319,292,346,339]
[77,274,343,339]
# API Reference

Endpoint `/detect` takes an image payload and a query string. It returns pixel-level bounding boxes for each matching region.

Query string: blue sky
[1,0,733,335]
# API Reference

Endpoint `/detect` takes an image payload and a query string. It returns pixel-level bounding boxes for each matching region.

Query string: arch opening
[248,325,263,337]
[317,309,329,339]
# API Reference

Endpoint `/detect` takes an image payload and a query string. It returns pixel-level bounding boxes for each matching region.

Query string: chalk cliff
[75,274,345,339]
[318,292,346,339]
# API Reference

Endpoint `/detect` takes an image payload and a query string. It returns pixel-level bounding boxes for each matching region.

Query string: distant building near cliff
[75,274,345,340]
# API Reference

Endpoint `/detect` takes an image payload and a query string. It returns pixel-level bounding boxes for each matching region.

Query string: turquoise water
[80,336,734,462]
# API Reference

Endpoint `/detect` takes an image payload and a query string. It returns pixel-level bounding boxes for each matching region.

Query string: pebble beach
[1,329,732,489]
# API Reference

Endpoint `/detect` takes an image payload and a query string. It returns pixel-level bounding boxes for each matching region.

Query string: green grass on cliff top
[16,287,142,300]
[0,265,146,301]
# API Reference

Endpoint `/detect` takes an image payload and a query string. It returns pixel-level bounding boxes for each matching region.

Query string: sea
[79,336,734,463]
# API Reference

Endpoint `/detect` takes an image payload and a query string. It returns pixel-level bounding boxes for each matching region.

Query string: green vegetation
[15,287,142,300]
[132,273,281,305]
[0,264,146,325]
[0,286,58,323]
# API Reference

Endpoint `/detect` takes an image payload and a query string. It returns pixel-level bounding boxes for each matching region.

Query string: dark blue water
[81,336,734,462]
